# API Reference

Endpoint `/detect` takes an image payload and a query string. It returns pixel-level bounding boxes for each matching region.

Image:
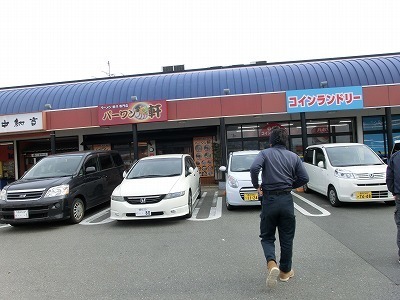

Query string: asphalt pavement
[0,186,399,300]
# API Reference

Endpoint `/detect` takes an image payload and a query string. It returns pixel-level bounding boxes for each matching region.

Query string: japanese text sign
[286,86,363,113]
[0,112,43,133]
[98,100,167,126]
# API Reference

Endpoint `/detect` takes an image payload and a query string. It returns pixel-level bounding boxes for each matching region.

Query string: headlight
[334,169,356,179]
[0,189,6,201]
[227,175,239,188]
[111,195,125,202]
[44,184,69,198]
[164,191,185,199]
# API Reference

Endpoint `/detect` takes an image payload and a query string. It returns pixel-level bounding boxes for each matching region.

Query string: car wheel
[186,191,193,218]
[70,198,85,224]
[303,183,311,193]
[197,184,202,199]
[226,200,235,211]
[384,200,395,206]
[328,186,341,207]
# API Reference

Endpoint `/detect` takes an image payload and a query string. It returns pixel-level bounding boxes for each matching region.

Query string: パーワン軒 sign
[98,100,167,126]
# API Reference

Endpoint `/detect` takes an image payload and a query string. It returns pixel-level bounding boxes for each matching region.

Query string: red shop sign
[98,100,167,126]
[259,123,283,137]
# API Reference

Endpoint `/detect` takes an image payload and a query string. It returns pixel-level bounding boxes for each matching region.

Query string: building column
[300,112,307,157]
[50,131,56,154]
[219,117,227,181]
[132,124,138,161]
[386,107,393,158]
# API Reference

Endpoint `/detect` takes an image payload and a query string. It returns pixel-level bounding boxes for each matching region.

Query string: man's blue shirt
[387,151,400,195]
[250,145,309,191]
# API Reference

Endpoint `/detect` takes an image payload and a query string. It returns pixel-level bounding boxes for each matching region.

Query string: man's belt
[265,189,292,195]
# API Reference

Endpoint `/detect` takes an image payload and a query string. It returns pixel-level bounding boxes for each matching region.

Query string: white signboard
[0,112,44,133]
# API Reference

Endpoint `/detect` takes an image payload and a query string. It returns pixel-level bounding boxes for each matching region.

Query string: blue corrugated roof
[1,54,400,115]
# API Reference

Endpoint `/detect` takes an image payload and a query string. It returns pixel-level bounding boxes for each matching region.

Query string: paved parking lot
[1,185,399,300]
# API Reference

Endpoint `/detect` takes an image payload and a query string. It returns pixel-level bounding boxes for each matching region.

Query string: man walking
[250,127,309,288]
[386,150,400,264]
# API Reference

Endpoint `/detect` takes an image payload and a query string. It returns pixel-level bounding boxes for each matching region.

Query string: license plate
[14,210,29,219]
[244,193,258,201]
[356,191,372,199]
[136,208,151,217]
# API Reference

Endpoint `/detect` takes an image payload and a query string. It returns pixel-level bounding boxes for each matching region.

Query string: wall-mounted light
[320,81,328,88]
[223,89,230,95]
[44,103,52,110]
[131,96,138,101]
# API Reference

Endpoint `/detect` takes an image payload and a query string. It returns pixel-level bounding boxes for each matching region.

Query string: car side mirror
[188,167,194,174]
[86,166,96,174]
[123,170,127,178]
[219,166,227,172]
[317,161,325,168]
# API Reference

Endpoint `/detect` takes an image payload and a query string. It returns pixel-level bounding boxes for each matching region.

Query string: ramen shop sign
[98,100,167,126]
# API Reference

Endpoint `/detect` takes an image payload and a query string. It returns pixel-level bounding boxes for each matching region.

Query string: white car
[303,143,395,206]
[110,154,201,220]
[219,150,261,210]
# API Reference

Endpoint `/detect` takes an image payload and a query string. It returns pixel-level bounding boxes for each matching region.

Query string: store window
[243,140,259,150]
[0,142,15,187]
[242,124,258,138]
[226,125,242,139]
[226,117,355,157]
[290,137,304,158]
[362,115,400,159]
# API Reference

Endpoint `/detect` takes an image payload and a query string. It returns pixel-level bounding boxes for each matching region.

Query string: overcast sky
[1,0,399,88]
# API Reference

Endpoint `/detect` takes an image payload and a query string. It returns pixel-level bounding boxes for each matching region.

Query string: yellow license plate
[356,191,372,199]
[244,193,258,201]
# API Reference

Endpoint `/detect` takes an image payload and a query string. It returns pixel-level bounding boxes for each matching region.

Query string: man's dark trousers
[395,195,400,258]
[260,191,295,273]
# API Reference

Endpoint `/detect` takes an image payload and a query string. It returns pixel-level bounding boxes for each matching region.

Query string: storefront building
[0,53,400,185]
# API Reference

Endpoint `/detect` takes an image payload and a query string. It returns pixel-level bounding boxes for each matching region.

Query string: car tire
[197,184,202,199]
[303,183,311,193]
[328,186,341,207]
[384,200,395,206]
[186,191,193,218]
[226,200,235,211]
[70,198,85,224]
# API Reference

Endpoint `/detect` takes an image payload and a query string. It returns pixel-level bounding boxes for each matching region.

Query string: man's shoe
[279,270,294,282]
[266,260,280,288]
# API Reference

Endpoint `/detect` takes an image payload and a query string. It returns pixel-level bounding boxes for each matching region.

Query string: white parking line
[189,191,222,221]
[183,191,205,220]
[80,208,114,225]
[292,192,331,217]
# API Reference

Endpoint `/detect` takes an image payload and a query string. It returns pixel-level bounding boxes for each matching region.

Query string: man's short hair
[269,126,288,147]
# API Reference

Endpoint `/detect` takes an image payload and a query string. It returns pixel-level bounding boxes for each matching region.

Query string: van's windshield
[326,145,383,167]
[127,158,182,179]
[23,155,84,179]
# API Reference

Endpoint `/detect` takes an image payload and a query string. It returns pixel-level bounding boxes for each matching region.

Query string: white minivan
[303,143,394,207]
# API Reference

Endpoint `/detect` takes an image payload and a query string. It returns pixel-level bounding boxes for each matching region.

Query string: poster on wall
[193,137,214,177]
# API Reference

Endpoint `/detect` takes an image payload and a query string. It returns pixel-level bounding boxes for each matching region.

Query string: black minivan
[0,150,124,225]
